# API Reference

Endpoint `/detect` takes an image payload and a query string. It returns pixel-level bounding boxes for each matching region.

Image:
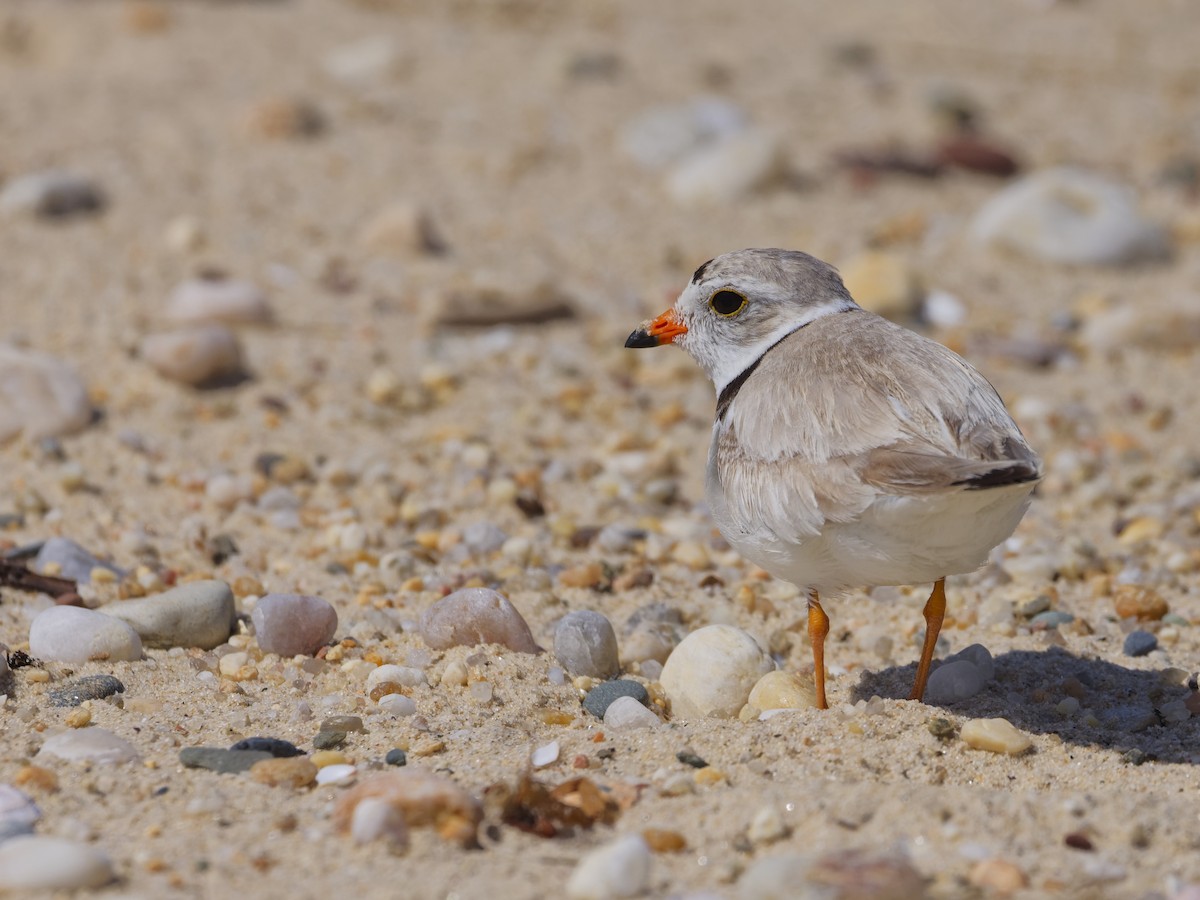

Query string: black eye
[709,289,747,317]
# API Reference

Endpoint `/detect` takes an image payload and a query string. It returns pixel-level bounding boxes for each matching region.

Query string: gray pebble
[583,679,648,718]
[554,610,620,679]
[385,748,407,766]
[252,593,338,657]
[924,659,985,704]
[179,747,273,774]
[34,537,123,584]
[0,170,104,218]
[313,731,347,750]
[47,675,125,708]
[1123,631,1158,657]
[98,580,235,650]
[462,521,507,556]
[1030,610,1075,630]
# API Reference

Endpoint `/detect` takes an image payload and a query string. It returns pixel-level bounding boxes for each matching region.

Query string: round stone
[0,345,93,443]
[48,675,125,708]
[924,659,986,704]
[140,325,245,387]
[179,747,273,774]
[29,606,142,664]
[34,537,122,583]
[252,593,338,657]
[1123,631,1158,657]
[748,670,818,711]
[165,276,273,326]
[366,665,426,693]
[660,625,774,719]
[583,679,649,719]
[565,834,652,900]
[1030,610,1075,630]
[229,737,302,758]
[385,748,408,767]
[418,588,541,653]
[0,171,104,219]
[38,728,139,764]
[98,580,235,650]
[250,757,318,788]
[555,610,621,678]
[603,696,661,731]
[0,835,114,890]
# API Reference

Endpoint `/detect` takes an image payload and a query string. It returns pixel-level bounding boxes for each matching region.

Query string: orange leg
[807,590,830,710]
[909,578,947,701]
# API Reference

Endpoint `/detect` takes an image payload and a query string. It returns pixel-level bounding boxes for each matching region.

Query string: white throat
[709,300,855,396]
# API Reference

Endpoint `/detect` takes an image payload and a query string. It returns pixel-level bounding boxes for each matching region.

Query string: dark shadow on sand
[850,646,1199,765]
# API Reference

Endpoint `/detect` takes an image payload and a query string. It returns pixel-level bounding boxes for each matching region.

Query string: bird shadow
[850,646,1199,765]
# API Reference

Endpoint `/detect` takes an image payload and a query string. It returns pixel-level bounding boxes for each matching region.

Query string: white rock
[665,129,783,205]
[0,835,114,890]
[350,796,409,847]
[377,693,417,716]
[922,289,967,329]
[0,171,103,218]
[366,665,427,693]
[960,717,1033,755]
[37,728,139,764]
[660,624,774,719]
[315,764,357,786]
[29,606,142,664]
[0,345,92,443]
[99,580,235,650]
[620,98,747,169]
[358,201,444,256]
[0,785,40,842]
[323,37,402,85]
[924,659,985,704]
[531,741,559,768]
[206,472,255,508]
[603,695,661,731]
[165,276,273,326]
[141,325,245,386]
[566,834,652,900]
[971,167,1170,265]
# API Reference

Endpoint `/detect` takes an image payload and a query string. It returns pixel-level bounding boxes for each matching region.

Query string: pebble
[531,741,560,768]
[140,325,245,386]
[838,250,923,320]
[433,278,575,328]
[229,737,302,758]
[660,625,774,719]
[968,858,1029,894]
[603,696,661,731]
[321,715,364,733]
[583,679,648,718]
[333,771,482,848]
[0,835,115,890]
[99,580,235,650]
[1030,610,1075,630]
[252,593,338,657]
[47,675,125,708]
[619,98,747,169]
[747,804,789,845]
[378,694,418,716]
[925,659,986,704]
[740,850,927,900]
[315,764,357,786]
[1081,303,1200,354]
[1123,631,1158,657]
[367,665,426,693]
[0,170,105,218]
[565,833,652,900]
[747,670,818,712]
[555,611,621,679]
[665,129,783,205]
[358,201,445,256]
[947,643,995,682]
[0,346,93,442]
[314,731,347,750]
[165,276,273,326]
[1113,585,1169,621]
[970,167,1170,265]
[960,718,1032,755]
[251,757,318,788]
[418,588,541,653]
[385,748,407,767]
[38,728,139,764]
[0,784,40,843]
[322,36,402,85]
[29,606,142,664]
[179,747,273,774]
[34,537,123,584]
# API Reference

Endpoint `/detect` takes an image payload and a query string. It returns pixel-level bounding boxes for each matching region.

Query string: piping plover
[625,248,1041,709]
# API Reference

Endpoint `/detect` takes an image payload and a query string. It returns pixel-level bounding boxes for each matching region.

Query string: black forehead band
[691,259,715,284]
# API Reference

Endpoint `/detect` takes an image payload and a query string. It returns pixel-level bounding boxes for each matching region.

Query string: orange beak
[625,309,687,348]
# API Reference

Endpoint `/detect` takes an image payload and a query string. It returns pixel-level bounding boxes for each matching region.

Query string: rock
[366,665,427,693]
[0,785,40,843]
[565,834,652,900]
[960,718,1032,755]
[621,623,679,666]
[321,715,364,733]
[740,849,928,900]
[603,696,661,731]
[313,731,346,750]
[461,521,507,556]
[0,171,105,218]
[947,643,995,681]
[838,251,922,320]
[164,276,273,326]
[924,659,985,704]
[968,858,1029,894]
[935,135,1020,177]
[332,771,482,848]
[418,588,540,653]
[38,728,139,764]
[385,748,407,767]
[1080,303,1200,353]
[0,835,114,890]
[358,202,446,256]
[921,289,967,329]
[747,805,789,845]
[1030,610,1075,630]
[378,694,417,716]
[971,167,1170,265]
[350,795,409,847]
[432,278,575,328]
[28,606,142,664]
[252,593,338,657]
[0,346,93,443]
[246,97,325,139]
[1123,630,1158,657]
[619,98,748,169]
[531,741,559,768]
[34,537,122,583]
[229,737,303,758]
[660,625,774,719]
[1113,585,1169,621]
[555,611,621,679]
[665,129,783,205]
[179,746,273,774]
[141,326,246,387]
[99,580,235,650]
[250,757,318,788]
[583,680,649,718]
[747,670,818,711]
[322,36,402,86]
[47,675,125,708]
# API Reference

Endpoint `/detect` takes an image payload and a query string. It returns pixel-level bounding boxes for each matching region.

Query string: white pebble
[531,741,560,768]
[0,836,114,890]
[619,98,747,169]
[315,764,358,786]
[350,796,409,847]
[665,129,783,205]
[165,277,273,326]
[961,718,1033,755]
[566,834,652,900]
[367,665,427,692]
[660,624,774,719]
[141,325,244,386]
[0,171,103,218]
[377,694,417,716]
[37,728,139,764]
[0,345,92,442]
[28,606,142,664]
[604,696,661,731]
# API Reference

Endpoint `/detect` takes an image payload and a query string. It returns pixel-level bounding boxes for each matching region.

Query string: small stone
[179,747,272,774]
[741,849,927,900]
[432,278,574,328]
[358,202,446,256]
[314,731,347,750]
[378,693,418,716]
[0,347,93,442]
[0,784,40,842]
[968,858,1028,895]
[603,696,661,731]
[367,665,427,693]
[247,97,325,139]
[440,659,469,687]
[350,796,409,847]
[558,562,606,589]
[0,836,114,890]
[0,171,104,218]
[38,728,139,764]
[385,748,407,767]
[1123,631,1158,657]
[409,737,445,757]
[47,675,125,708]
[583,680,649,718]
[565,834,652,900]
[322,36,402,85]
[924,659,985,704]
[252,593,338,657]
[960,718,1032,755]
[748,670,818,711]
[555,611,621,679]
[641,828,687,853]
[620,98,748,169]
[229,737,302,758]
[1018,594,1051,618]
[971,167,1170,265]
[462,521,507,556]
[165,276,273,326]
[99,580,235,650]
[838,250,922,320]
[1030,610,1075,630]
[531,741,560,768]
[665,129,783,205]
[660,625,774,719]
[250,757,317,788]
[141,326,245,386]
[1113,585,1169,621]
[310,751,348,768]
[747,804,789,845]
[333,771,482,848]
[34,538,122,585]
[321,715,365,733]
[1117,516,1165,546]
[29,606,142,664]
[418,588,540,653]
[316,763,357,786]
[921,289,967,329]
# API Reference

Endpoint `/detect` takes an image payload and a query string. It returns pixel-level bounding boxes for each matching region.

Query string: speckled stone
[583,679,649,718]
[179,746,273,774]
[47,675,125,708]
[229,737,303,758]
[554,610,621,679]
[1123,631,1158,657]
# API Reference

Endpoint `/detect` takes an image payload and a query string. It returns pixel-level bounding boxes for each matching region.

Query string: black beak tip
[624,328,657,349]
